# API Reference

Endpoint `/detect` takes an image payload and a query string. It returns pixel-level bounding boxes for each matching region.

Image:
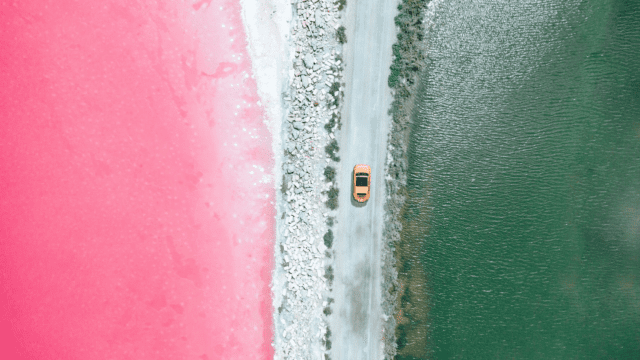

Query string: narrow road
[330,0,397,358]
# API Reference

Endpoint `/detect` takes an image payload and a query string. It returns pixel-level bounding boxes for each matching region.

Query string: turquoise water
[403,0,640,357]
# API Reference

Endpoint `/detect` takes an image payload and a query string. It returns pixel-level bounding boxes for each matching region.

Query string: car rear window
[356,177,368,186]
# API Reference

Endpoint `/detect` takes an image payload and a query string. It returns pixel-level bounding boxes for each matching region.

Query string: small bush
[326,216,335,227]
[324,114,337,132]
[281,175,287,195]
[328,187,339,199]
[328,82,341,108]
[388,62,402,88]
[325,265,334,286]
[326,186,339,210]
[325,339,332,350]
[336,26,347,44]
[323,306,332,316]
[326,197,338,210]
[324,229,334,248]
[325,139,340,162]
[330,82,340,94]
[324,166,336,182]
[335,0,346,11]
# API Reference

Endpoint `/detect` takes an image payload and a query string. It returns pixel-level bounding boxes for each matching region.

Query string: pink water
[0,1,274,359]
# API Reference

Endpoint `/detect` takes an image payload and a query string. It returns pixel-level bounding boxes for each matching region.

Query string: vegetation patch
[324,114,337,132]
[336,26,347,44]
[323,229,334,248]
[387,0,427,91]
[324,265,334,287]
[327,82,343,109]
[325,139,340,162]
[324,166,336,182]
[329,81,340,95]
[325,186,339,210]
[281,174,287,195]
[326,216,335,227]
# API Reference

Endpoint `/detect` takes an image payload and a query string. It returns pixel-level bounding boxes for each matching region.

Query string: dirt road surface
[330,0,398,358]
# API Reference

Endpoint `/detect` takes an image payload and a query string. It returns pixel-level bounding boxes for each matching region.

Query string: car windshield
[356,177,368,186]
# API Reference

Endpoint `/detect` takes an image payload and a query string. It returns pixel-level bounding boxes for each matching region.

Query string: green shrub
[326,216,335,227]
[325,139,340,162]
[324,114,336,132]
[330,82,340,94]
[326,197,338,210]
[325,265,334,286]
[392,43,401,59]
[324,229,334,248]
[323,306,332,316]
[388,62,402,88]
[328,82,341,108]
[326,186,339,210]
[324,166,336,182]
[336,26,347,44]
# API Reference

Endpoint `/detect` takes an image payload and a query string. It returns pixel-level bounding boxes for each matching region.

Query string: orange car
[353,164,371,202]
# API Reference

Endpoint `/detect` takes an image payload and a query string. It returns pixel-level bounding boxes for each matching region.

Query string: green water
[403,0,640,358]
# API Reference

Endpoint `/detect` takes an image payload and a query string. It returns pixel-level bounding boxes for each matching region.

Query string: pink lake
[0,1,274,359]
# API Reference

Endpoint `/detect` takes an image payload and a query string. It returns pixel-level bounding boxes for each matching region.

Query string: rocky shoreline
[272,0,347,358]
[380,0,437,358]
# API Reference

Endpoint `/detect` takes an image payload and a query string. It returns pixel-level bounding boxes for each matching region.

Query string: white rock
[303,54,315,68]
